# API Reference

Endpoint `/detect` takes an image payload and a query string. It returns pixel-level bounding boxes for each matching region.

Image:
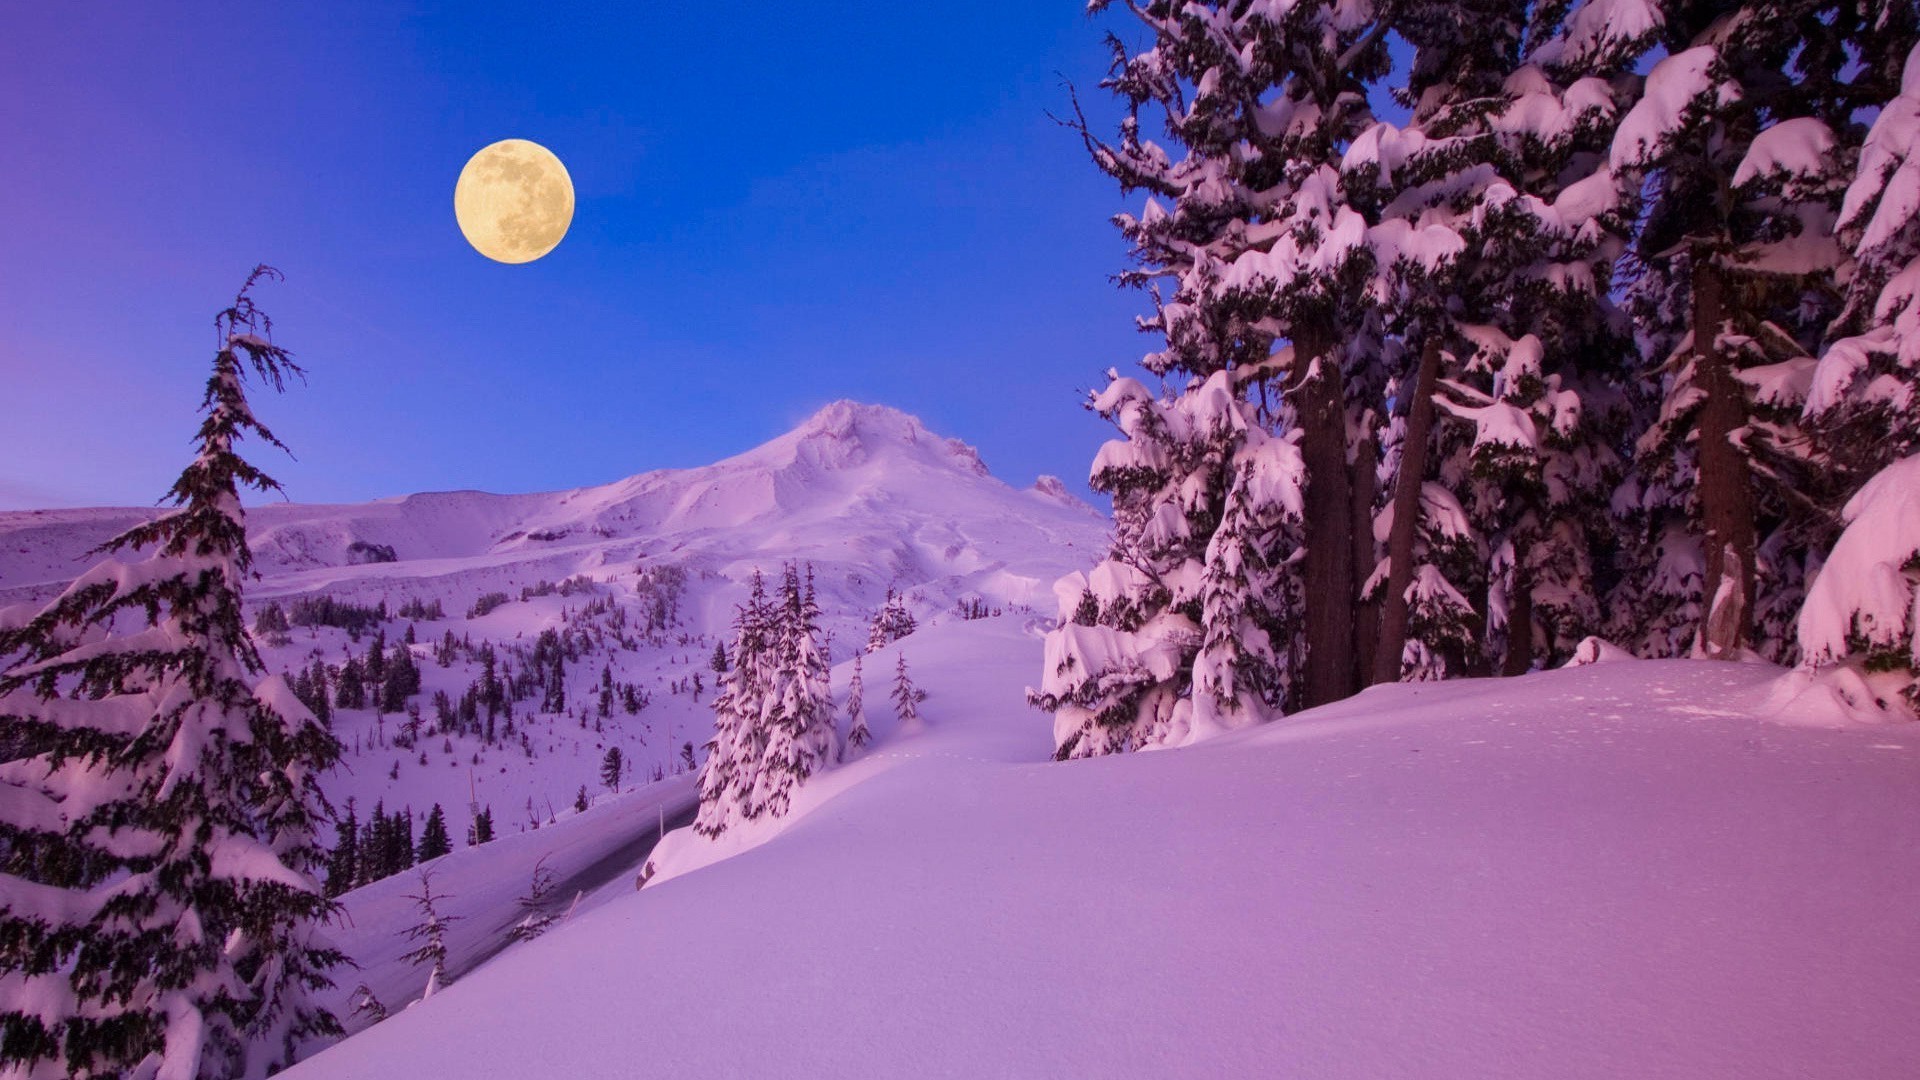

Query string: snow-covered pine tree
[750,563,836,820]
[601,747,624,794]
[891,652,923,730]
[1797,41,1920,713]
[693,571,773,837]
[1807,38,1920,477]
[1352,0,1640,678]
[506,856,560,944]
[866,588,916,653]
[1607,0,1916,661]
[843,652,870,757]
[1039,0,1401,754]
[398,871,461,1000]
[0,266,342,1079]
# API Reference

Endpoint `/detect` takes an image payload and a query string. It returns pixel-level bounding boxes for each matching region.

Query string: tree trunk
[1350,429,1380,685]
[1372,336,1443,685]
[1502,540,1533,677]
[1292,322,1358,709]
[1691,249,1756,660]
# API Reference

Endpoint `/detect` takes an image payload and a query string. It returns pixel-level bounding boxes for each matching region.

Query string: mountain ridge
[0,402,1106,618]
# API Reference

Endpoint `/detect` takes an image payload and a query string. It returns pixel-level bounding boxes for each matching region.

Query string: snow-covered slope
[290,621,1920,1080]
[0,402,1106,834]
[0,400,1103,613]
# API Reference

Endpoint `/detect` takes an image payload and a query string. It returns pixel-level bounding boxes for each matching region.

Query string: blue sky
[0,3,1148,509]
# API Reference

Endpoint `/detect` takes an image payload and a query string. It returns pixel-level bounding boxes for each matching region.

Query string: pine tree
[467,806,495,847]
[364,628,387,700]
[1037,0,1410,759]
[1351,0,1640,680]
[601,747,624,794]
[694,571,773,837]
[750,563,837,819]
[1808,39,1920,477]
[866,588,917,653]
[358,802,386,885]
[891,652,923,730]
[506,856,561,944]
[1607,0,1914,661]
[335,656,365,711]
[326,798,360,898]
[844,652,870,756]
[307,659,332,727]
[1797,41,1920,712]
[398,871,462,1000]
[390,807,415,875]
[0,266,342,1078]
[417,804,452,863]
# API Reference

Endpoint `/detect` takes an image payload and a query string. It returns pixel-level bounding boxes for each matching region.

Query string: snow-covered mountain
[0,402,1107,888]
[0,400,1104,619]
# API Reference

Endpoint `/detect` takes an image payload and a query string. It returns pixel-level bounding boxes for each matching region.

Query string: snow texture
[287,619,1920,1080]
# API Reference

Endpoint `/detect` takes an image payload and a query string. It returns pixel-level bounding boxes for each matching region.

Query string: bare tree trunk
[1351,428,1380,685]
[1372,336,1443,685]
[1292,322,1358,708]
[1691,249,1756,659]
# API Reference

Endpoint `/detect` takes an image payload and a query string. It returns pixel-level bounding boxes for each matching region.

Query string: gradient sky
[0,3,1150,510]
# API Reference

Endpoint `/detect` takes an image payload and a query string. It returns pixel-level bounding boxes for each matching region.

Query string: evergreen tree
[364,627,387,699]
[358,802,386,885]
[326,798,360,899]
[1607,0,1915,661]
[390,807,415,875]
[1036,0,1408,760]
[0,266,342,1078]
[1353,0,1639,680]
[1797,42,1920,712]
[335,655,365,711]
[1808,39,1920,476]
[398,871,461,1000]
[891,652,923,729]
[601,747,624,794]
[253,602,290,640]
[506,857,561,944]
[307,659,332,727]
[695,572,774,837]
[751,563,837,818]
[417,804,452,863]
[844,652,870,756]
[866,588,917,652]
[467,806,495,847]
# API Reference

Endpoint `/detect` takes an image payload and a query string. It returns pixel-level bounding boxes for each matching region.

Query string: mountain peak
[793,400,926,442]
[772,401,988,477]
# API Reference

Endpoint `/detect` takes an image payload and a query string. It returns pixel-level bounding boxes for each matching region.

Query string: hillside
[287,618,1920,1080]
[0,401,1107,865]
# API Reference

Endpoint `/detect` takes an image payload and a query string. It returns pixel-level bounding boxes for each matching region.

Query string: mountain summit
[736,401,990,477]
[0,403,1107,626]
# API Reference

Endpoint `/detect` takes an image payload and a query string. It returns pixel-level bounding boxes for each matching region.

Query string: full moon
[453,139,574,264]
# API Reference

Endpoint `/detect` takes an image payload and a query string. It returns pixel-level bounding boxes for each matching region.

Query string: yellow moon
[453,139,574,264]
